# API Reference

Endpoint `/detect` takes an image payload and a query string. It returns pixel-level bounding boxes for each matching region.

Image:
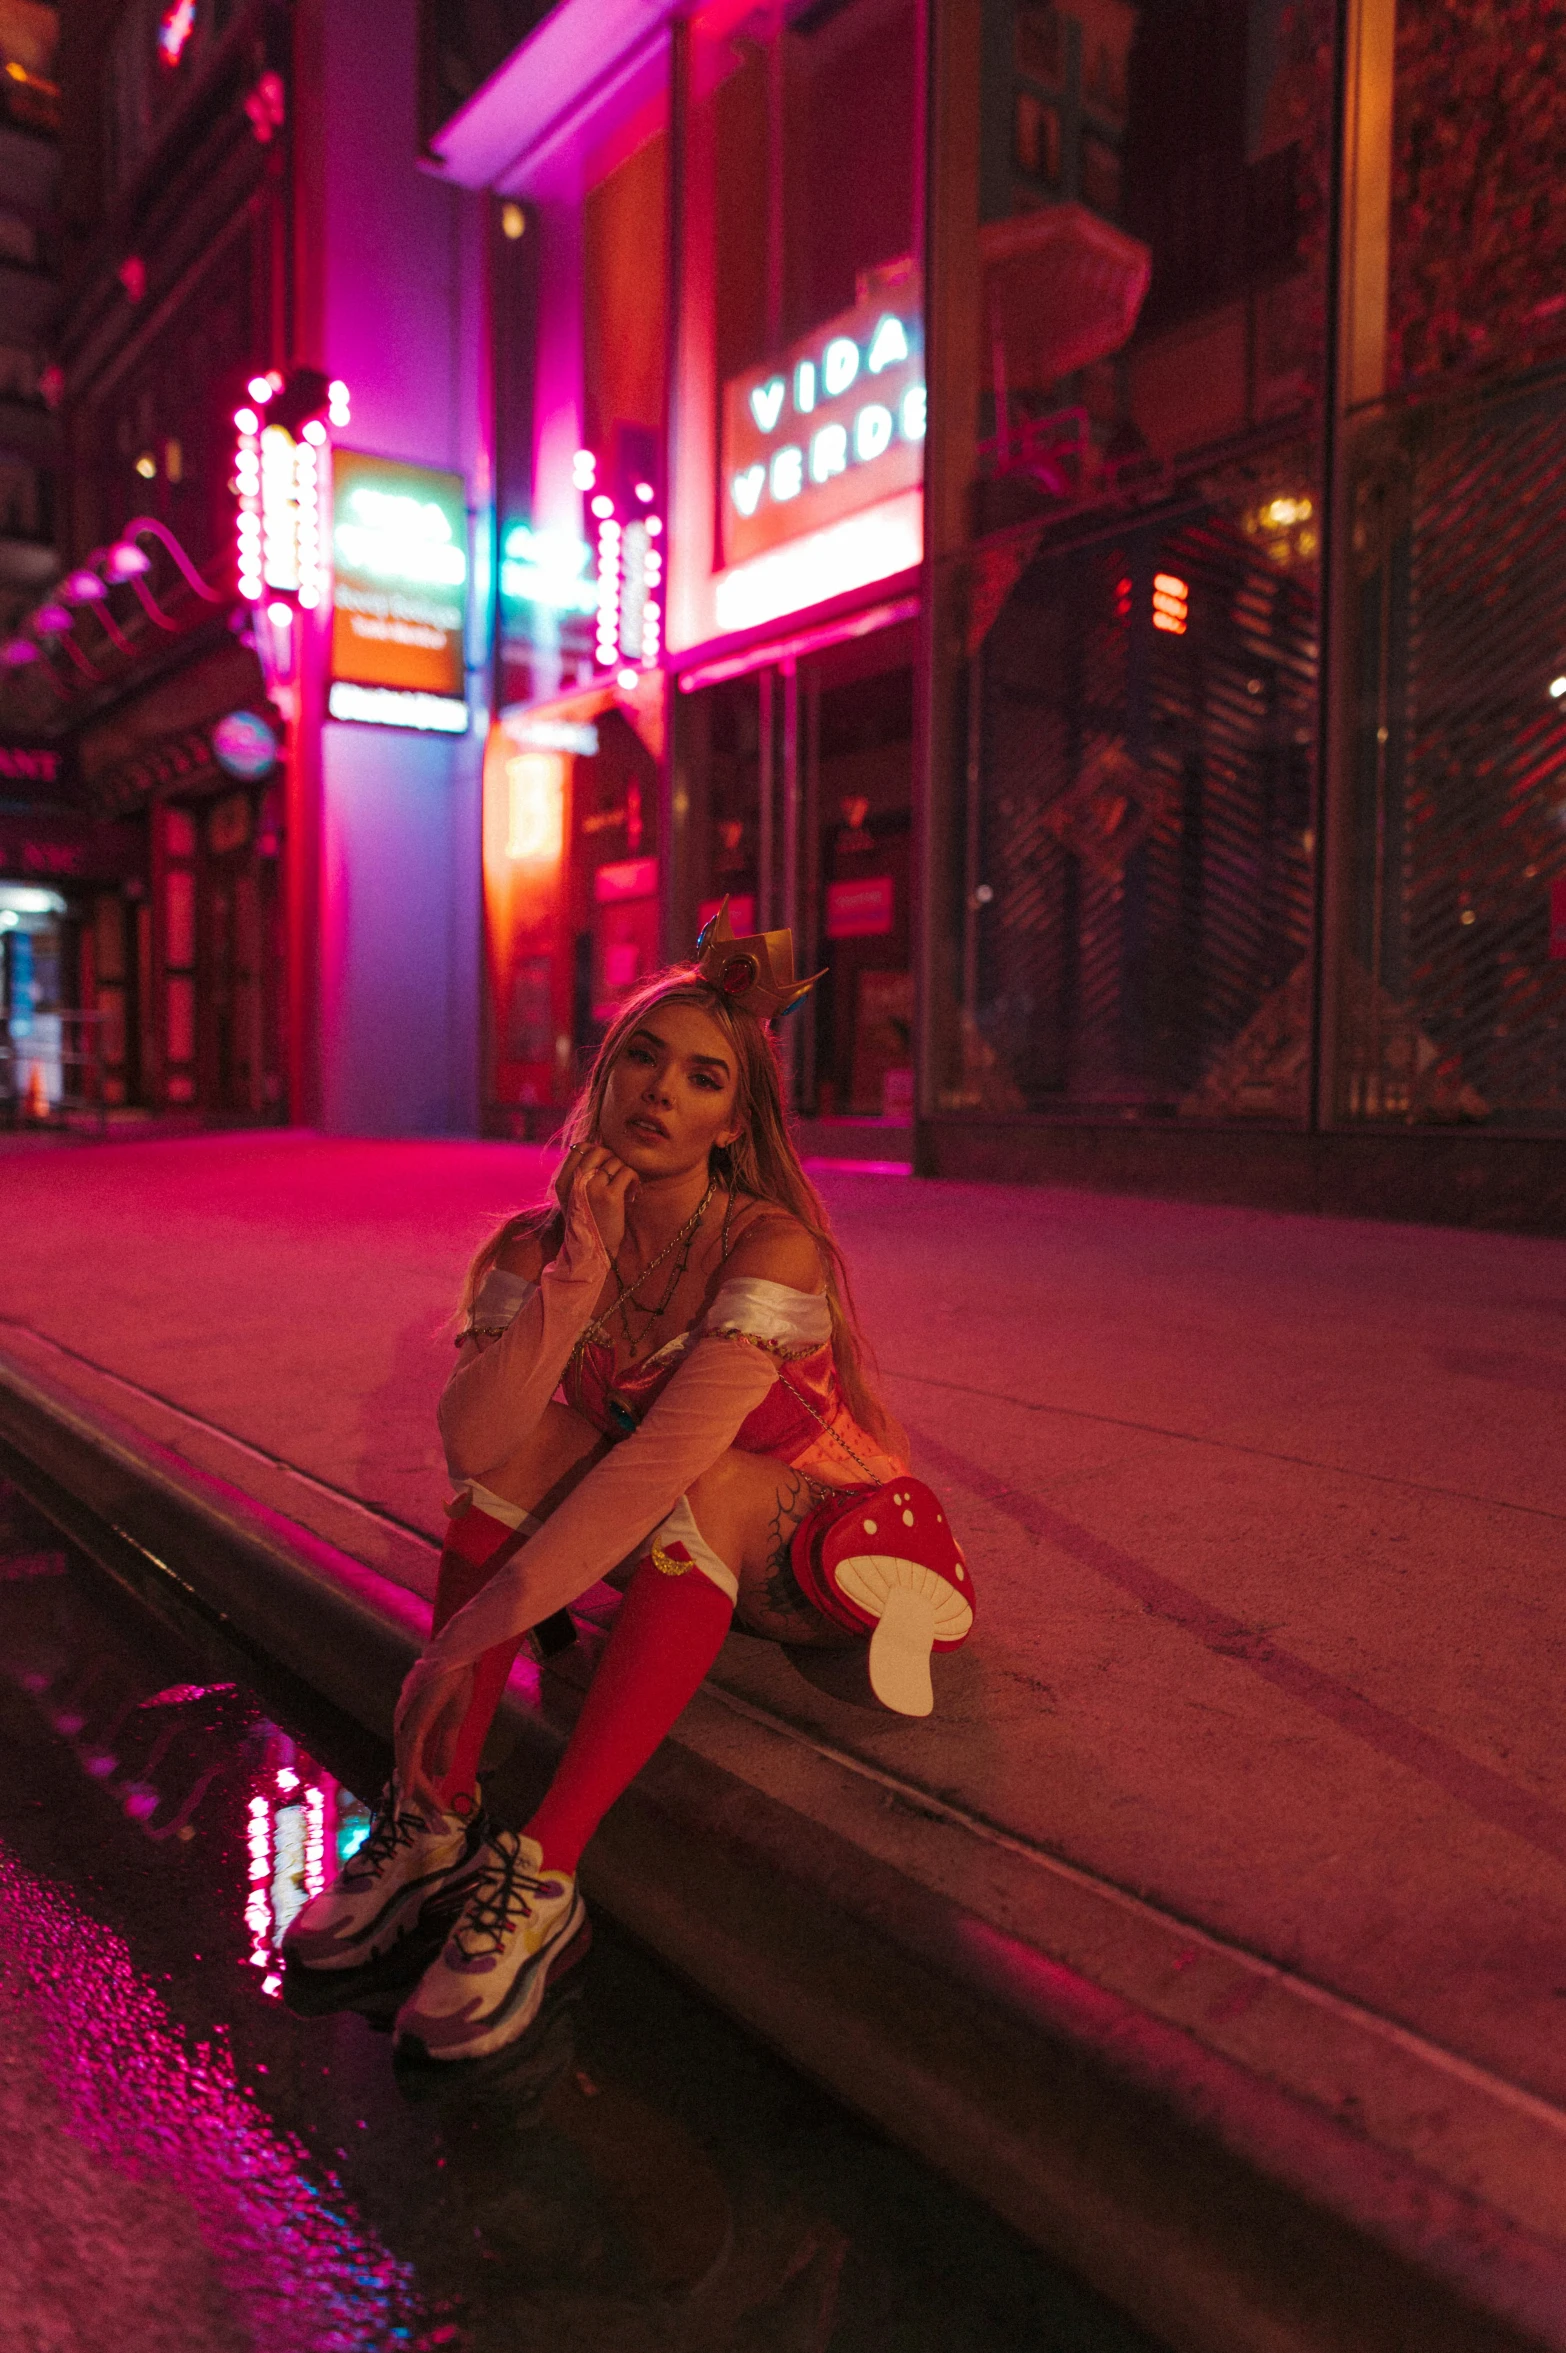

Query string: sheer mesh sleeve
[422,1328,782,1668]
[437,1184,608,1481]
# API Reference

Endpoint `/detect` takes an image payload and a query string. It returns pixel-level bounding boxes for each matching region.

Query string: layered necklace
[587,1177,718,1360]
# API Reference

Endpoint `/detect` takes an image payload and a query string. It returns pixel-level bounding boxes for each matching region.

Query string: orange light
[1152,572,1188,634]
[505,752,565,863]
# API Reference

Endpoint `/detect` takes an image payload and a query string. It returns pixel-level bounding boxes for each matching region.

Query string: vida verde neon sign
[721,293,924,568]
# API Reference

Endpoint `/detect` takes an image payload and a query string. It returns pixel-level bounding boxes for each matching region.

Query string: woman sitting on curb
[284,908,974,2062]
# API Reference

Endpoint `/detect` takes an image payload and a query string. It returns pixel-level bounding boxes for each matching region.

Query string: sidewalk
[3,1129,1565,2351]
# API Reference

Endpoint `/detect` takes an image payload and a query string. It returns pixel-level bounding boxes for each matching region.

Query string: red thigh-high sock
[429,1507,532,1814]
[524,1546,733,1874]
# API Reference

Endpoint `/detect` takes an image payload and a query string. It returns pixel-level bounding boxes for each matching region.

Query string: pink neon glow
[301,417,326,445]
[647,517,662,536]
[571,449,596,489]
[0,1842,417,2331]
[158,0,196,66]
[678,593,920,694]
[590,494,614,520]
[247,374,274,403]
[233,407,259,435]
[712,488,922,637]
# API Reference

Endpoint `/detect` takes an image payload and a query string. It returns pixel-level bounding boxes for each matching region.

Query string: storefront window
[933,0,1334,1125]
[485,51,672,1128]
[1337,0,1566,1128]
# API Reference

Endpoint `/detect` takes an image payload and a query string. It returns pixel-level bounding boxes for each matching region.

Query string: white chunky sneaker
[392,1828,590,2061]
[282,1782,491,1972]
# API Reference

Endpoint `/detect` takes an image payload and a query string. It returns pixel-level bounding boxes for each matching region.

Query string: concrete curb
[0,1350,1562,2353]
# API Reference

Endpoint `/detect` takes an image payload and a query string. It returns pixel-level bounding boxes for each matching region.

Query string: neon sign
[723,296,924,568]
[330,449,468,733]
[500,524,597,615]
[334,488,467,588]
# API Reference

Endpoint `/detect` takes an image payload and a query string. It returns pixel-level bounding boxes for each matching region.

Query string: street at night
[0,1479,1157,2352]
[2,1134,1565,2347]
[4,0,1566,2344]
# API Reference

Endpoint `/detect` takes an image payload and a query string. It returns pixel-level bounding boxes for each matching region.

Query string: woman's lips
[627,1115,668,1139]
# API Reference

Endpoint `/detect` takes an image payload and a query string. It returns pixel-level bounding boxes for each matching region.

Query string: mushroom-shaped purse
[790,1478,975,1717]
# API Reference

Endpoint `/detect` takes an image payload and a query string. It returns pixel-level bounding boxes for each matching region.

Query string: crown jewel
[694,899,824,1021]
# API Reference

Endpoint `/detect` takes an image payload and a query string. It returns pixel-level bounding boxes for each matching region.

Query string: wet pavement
[0,1483,1159,2353]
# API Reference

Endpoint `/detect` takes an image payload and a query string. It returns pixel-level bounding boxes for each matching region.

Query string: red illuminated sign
[1152,573,1189,635]
[826,876,894,938]
[594,857,658,904]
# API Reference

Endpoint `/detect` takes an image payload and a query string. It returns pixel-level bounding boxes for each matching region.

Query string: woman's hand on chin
[393,1653,476,1819]
[564,1143,639,1262]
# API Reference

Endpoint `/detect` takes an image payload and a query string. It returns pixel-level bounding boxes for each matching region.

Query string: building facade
[424,0,1566,1220]
[0,0,485,1136]
[2,0,1563,1223]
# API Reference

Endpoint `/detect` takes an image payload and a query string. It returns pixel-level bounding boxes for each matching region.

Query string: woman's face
[597,998,744,1178]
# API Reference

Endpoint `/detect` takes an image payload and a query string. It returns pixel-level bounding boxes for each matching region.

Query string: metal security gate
[965,488,1319,1118]
[1346,372,1566,1127]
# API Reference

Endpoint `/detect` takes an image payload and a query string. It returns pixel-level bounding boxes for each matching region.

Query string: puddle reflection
[0,1484,1155,2353]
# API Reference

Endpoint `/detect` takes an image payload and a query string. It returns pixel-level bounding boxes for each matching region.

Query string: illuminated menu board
[329,450,469,734]
[722,292,925,569]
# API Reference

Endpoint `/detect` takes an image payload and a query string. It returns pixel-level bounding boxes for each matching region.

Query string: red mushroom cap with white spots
[790,1479,973,1718]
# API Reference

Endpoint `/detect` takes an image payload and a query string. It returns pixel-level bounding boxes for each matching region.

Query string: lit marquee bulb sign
[722,295,924,567]
[575,446,663,685]
[232,369,341,672]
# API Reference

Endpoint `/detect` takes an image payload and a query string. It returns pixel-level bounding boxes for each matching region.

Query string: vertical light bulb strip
[595,515,621,671]
[260,424,299,591]
[244,1792,273,1977]
[235,410,263,602]
[618,520,649,666]
[294,436,322,610]
[641,520,663,668]
[303,1783,327,1898]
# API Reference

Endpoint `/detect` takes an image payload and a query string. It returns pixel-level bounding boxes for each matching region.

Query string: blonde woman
[285,910,973,2062]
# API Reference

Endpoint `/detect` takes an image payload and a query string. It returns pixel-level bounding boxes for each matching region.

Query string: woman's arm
[437,1177,609,1481]
[421,1219,825,1667]
[421,1330,781,1666]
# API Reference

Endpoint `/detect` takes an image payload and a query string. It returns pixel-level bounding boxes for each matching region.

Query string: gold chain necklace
[580,1179,717,1358]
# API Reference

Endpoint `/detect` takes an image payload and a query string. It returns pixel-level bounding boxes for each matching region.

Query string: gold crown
[695,899,824,1021]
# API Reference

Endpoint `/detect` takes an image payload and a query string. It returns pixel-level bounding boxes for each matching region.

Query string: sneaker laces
[451,1835,563,1960]
[356,1786,438,1878]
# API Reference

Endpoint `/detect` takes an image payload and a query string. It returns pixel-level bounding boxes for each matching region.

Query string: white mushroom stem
[831,1552,974,1718]
[867,1585,940,1717]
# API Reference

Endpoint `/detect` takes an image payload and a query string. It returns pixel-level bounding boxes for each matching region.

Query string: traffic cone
[23,1063,47,1122]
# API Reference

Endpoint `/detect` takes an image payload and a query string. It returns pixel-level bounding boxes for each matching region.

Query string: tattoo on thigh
[760,1472,823,1625]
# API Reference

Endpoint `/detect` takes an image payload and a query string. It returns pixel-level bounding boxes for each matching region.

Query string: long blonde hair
[462,965,898,1448]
